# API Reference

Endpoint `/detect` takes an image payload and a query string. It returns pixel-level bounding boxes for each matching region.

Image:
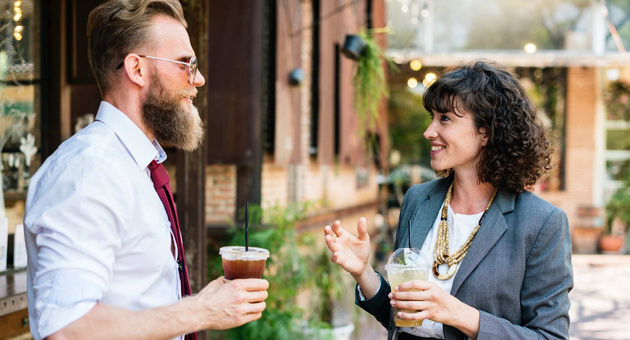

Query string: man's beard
[142,77,204,151]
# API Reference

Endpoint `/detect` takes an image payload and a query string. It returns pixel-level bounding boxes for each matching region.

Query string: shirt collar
[95,101,168,169]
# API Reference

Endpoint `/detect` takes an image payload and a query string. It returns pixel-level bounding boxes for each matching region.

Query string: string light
[524,43,537,54]
[13,0,23,41]
[407,78,418,88]
[423,72,437,87]
[410,59,422,71]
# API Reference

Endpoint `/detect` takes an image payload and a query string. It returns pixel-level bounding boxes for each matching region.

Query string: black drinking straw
[245,202,249,251]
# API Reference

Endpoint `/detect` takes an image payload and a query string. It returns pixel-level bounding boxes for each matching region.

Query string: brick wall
[205,165,237,225]
[538,67,602,230]
[261,162,290,210]
[261,160,379,210]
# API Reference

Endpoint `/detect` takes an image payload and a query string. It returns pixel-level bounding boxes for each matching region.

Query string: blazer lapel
[405,178,451,249]
[450,189,515,296]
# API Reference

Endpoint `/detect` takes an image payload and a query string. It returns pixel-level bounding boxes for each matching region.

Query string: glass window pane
[0,0,41,260]
[607,129,630,150]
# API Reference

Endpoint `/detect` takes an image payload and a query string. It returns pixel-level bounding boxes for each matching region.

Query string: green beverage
[385,248,430,328]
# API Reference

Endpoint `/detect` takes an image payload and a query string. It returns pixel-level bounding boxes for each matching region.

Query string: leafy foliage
[353,31,394,137]
[604,80,630,121]
[388,86,432,165]
[304,238,344,326]
[208,202,339,340]
[606,172,630,235]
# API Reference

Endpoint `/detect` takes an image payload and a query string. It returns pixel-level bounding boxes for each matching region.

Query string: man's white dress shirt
[359,203,482,339]
[24,102,180,340]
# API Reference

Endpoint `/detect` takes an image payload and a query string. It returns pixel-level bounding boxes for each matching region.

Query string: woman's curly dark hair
[422,60,553,193]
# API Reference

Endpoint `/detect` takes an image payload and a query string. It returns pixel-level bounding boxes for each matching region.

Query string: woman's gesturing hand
[324,217,371,277]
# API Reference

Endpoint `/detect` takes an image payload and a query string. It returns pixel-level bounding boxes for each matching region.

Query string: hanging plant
[346,31,395,137]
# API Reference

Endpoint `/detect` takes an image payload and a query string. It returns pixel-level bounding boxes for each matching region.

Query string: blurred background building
[385,0,630,255]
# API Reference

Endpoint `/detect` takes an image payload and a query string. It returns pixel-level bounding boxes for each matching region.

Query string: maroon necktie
[148,160,198,340]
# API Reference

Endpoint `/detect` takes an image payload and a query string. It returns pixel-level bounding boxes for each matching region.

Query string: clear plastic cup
[384,248,431,328]
[219,246,270,280]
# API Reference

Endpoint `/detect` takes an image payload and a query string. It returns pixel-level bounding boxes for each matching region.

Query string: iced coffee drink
[219,246,270,280]
[385,248,430,328]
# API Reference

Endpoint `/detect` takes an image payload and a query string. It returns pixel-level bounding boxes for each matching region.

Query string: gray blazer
[356,177,573,340]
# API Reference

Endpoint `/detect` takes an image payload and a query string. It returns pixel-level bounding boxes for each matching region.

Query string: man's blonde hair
[87,0,187,95]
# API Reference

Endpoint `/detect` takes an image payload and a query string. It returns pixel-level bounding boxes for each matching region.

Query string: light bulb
[524,43,537,54]
[410,59,422,71]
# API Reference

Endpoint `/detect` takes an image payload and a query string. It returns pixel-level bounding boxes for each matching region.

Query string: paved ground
[352,254,630,340]
[569,255,630,340]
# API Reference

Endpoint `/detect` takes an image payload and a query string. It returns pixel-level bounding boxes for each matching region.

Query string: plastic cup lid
[219,246,270,261]
[384,247,430,269]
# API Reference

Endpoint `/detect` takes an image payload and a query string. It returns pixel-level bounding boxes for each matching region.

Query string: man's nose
[194,70,205,87]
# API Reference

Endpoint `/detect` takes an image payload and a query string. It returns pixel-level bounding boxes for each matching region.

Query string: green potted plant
[346,30,394,138]
[602,172,630,253]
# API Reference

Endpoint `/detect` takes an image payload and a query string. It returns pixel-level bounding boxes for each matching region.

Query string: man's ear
[122,54,146,87]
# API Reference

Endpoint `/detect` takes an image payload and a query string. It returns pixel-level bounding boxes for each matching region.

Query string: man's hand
[193,276,269,330]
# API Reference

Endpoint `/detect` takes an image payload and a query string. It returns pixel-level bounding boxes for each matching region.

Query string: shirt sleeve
[25,154,134,338]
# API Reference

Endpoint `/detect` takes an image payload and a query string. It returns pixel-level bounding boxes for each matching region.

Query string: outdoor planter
[599,234,624,253]
[342,34,367,60]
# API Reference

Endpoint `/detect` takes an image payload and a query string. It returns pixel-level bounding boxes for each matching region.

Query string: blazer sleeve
[354,184,421,330]
[476,208,574,340]
[355,272,392,329]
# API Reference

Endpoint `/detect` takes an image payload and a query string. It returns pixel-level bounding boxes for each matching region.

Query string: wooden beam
[177,0,208,296]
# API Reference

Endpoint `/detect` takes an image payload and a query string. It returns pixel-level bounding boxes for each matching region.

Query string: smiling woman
[325,60,573,340]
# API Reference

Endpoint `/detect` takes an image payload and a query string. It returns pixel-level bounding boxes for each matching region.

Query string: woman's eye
[440,114,450,122]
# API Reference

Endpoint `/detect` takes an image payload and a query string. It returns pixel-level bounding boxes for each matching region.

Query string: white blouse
[401,202,483,339]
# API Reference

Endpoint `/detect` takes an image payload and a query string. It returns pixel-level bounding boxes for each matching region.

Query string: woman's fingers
[396,309,430,321]
[324,225,337,242]
[331,251,344,266]
[389,289,431,302]
[330,220,345,237]
[356,217,369,241]
[395,280,433,292]
[391,299,430,311]
[324,234,338,253]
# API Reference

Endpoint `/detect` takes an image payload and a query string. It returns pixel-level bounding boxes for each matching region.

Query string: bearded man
[23,1,268,340]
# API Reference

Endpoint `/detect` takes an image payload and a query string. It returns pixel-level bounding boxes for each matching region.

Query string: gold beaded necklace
[432,182,498,280]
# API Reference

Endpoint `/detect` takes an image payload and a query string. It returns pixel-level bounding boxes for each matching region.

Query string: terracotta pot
[599,234,625,253]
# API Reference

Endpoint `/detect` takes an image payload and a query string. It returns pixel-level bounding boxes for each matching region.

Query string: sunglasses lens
[189,56,198,84]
